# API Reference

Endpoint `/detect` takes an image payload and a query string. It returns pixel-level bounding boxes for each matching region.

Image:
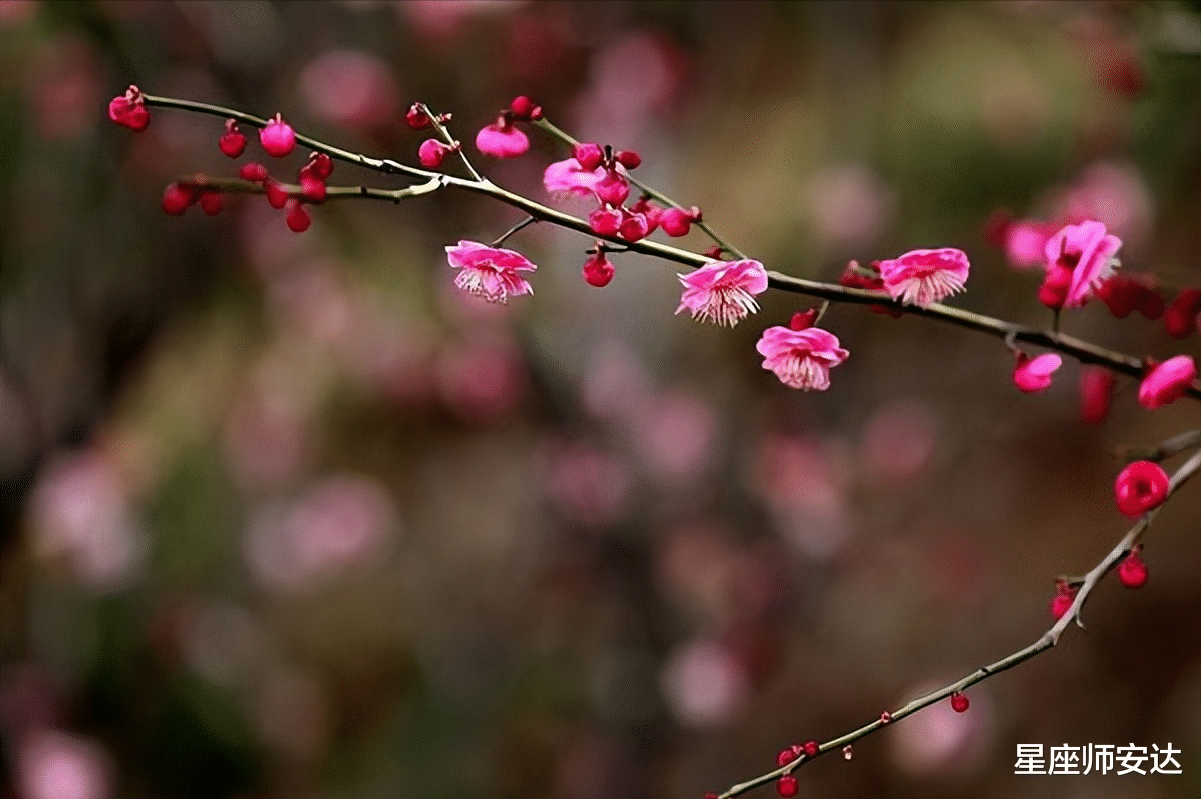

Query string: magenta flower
[876,248,970,308]
[1138,354,1196,409]
[1012,352,1062,393]
[675,259,769,327]
[260,114,296,158]
[445,240,537,303]
[1113,460,1169,518]
[1044,220,1121,307]
[543,158,607,199]
[756,326,850,391]
[475,116,529,158]
[107,85,150,131]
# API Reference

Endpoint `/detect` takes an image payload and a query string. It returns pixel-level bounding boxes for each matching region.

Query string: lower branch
[721,445,1201,798]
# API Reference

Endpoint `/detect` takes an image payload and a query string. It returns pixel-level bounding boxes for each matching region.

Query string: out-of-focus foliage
[1,2,1199,798]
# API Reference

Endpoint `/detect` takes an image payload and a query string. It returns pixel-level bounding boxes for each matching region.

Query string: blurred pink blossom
[1002,220,1054,270]
[245,474,395,593]
[17,730,112,799]
[632,391,715,485]
[803,164,893,252]
[29,451,144,590]
[398,0,526,41]
[1013,352,1063,393]
[751,434,849,559]
[542,441,631,529]
[660,639,749,728]
[581,341,652,423]
[436,333,527,422]
[1050,161,1153,248]
[890,682,992,775]
[572,30,688,144]
[28,36,103,140]
[299,49,399,129]
[860,400,937,483]
[222,376,310,491]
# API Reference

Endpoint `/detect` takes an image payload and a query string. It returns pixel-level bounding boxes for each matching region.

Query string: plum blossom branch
[533,117,748,259]
[718,444,1201,799]
[136,93,1200,402]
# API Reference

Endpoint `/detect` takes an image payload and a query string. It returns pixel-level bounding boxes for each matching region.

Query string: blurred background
[2,1,1200,797]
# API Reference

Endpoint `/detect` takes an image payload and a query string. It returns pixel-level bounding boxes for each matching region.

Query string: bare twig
[721,445,1201,798]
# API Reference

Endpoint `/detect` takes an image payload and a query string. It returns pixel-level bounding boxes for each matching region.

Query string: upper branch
[142,92,1200,401]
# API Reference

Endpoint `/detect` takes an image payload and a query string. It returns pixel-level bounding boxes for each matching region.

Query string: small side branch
[718,446,1201,799]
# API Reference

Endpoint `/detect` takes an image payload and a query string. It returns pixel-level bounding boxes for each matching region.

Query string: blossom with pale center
[445,240,536,303]
[1044,220,1121,307]
[756,326,849,391]
[675,259,768,327]
[877,248,970,308]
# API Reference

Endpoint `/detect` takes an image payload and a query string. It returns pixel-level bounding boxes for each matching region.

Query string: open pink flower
[876,248,969,308]
[756,326,849,391]
[1138,355,1196,409]
[675,259,769,327]
[1044,220,1121,307]
[445,240,536,303]
[1013,352,1062,393]
[543,158,607,199]
[475,115,529,158]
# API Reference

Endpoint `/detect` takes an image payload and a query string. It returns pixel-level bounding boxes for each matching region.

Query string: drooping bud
[260,114,297,157]
[239,162,269,182]
[418,138,452,168]
[219,118,247,158]
[198,190,223,216]
[108,85,151,132]
[265,179,289,209]
[1118,547,1148,589]
[405,103,432,130]
[582,251,615,287]
[285,200,311,233]
[161,183,195,215]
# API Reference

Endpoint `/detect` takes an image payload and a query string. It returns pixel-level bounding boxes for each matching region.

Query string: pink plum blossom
[675,259,768,327]
[1044,220,1121,307]
[1012,352,1062,393]
[445,240,536,303]
[1138,355,1196,409]
[543,157,607,199]
[877,248,970,308]
[1003,220,1053,270]
[475,117,529,158]
[756,326,849,391]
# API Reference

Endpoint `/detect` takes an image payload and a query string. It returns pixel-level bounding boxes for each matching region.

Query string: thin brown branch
[139,93,1201,402]
[720,446,1201,798]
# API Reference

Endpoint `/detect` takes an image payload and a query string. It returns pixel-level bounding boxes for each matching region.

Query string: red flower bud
[260,113,296,158]
[219,118,246,158]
